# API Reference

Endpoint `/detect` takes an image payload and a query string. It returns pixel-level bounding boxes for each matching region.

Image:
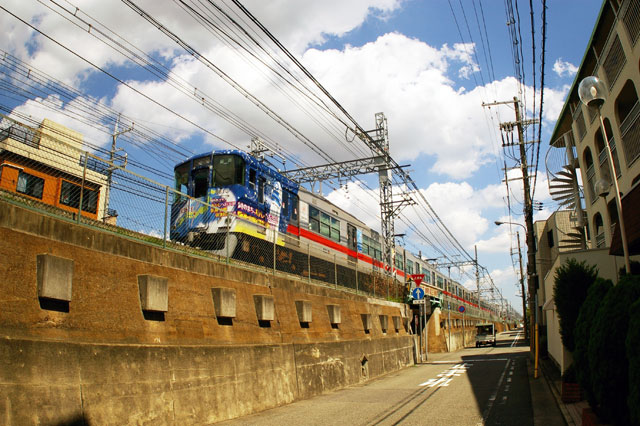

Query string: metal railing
[586,164,597,205]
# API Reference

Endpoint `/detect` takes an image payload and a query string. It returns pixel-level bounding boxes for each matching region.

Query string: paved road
[217,330,534,425]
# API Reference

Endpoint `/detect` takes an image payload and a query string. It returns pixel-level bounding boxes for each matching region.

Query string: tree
[553,259,598,352]
[589,274,640,425]
[627,299,640,426]
[573,278,612,407]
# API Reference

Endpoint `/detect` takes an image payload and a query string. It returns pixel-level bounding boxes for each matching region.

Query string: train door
[347,223,357,262]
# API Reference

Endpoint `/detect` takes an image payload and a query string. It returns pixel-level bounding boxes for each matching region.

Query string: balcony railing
[0,123,39,149]
[602,33,626,89]
[574,108,587,142]
[586,164,597,205]
[595,232,606,248]
[623,0,640,46]
[620,101,640,167]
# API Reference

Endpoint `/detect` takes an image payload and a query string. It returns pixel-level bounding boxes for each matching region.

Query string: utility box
[138,275,168,312]
[254,294,275,321]
[295,300,312,323]
[37,254,73,301]
[211,287,236,318]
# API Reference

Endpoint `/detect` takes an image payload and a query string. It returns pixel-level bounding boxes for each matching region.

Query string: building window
[309,206,340,242]
[59,180,98,214]
[16,171,44,200]
[547,230,555,248]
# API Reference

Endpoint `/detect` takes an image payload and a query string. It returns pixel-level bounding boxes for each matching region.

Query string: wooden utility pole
[483,97,539,350]
[512,96,539,349]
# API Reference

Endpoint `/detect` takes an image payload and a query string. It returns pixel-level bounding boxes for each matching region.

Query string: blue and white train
[170,149,495,318]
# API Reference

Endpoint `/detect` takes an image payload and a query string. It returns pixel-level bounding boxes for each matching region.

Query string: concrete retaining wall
[0,199,414,424]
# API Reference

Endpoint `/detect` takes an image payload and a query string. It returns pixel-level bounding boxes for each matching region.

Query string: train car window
[16,171,44,200]
[406,260,414,274]
[192,168,210,198]
[309,206,340,241]
[290,193,298,222]
[212,154,244,186]
[309,206,320,232]
[174,162,189,202]
[282,190,289,212]
[249,168,256,189]
[436,275,444,289]
[59,180,98,214]
[330,217,340,241]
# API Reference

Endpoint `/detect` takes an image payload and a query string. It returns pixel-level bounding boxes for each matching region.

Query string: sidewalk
[536,355,590,426]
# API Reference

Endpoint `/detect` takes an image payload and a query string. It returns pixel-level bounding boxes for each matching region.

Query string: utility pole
[484,97,539,350]
[104,114,132,221]
[516,232,528,341]
[475,245,480,307]
[513,96,538,350]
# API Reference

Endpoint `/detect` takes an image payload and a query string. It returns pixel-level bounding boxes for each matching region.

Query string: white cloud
[553,58,578,78]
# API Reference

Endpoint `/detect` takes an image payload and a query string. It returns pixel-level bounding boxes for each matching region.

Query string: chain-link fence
[0,117,407,300]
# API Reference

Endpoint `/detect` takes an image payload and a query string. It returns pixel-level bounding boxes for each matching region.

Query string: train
[169,149,496,318]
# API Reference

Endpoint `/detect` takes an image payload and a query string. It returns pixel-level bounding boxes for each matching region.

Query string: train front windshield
[173,154,245,202]
[212,154,244,187]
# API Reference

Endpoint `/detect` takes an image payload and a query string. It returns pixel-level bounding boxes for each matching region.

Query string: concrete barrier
[0,199,414,424]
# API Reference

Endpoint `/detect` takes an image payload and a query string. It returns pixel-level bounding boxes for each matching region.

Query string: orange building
[0,118,107,221]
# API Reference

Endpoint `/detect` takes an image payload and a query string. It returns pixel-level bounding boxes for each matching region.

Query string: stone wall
[0,199,414,424]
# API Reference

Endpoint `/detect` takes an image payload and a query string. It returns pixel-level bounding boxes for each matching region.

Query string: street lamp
[495,221,529,342]
[578,76,631,274]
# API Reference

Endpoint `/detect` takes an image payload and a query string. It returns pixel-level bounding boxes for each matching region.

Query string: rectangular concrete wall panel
[36,253,73,301]
[211,287,236,318]
[138,275,168,312]
[295,300,312,323]
[254,294,275,321]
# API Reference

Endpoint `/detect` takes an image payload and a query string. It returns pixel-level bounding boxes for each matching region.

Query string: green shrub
[589,275,640,425]
[627,299,640,426]
[618,260,640,277]
[573,278,612,407]
[553,259,598,352]
[562,363,577,383]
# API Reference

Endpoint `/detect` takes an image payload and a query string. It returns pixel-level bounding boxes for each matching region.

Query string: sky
[0,0,604,314]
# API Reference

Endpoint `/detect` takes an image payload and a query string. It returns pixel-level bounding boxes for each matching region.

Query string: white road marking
[510,331,523,347]
[419,363,471,388]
